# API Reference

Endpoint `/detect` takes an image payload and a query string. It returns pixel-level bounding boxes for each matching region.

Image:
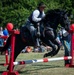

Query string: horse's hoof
[51,54,54,57]
[51,53,56,57]
[51,51,58,57]
[43,53,48,58]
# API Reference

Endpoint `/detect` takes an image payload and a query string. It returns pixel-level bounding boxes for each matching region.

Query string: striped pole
[14,56,72,65]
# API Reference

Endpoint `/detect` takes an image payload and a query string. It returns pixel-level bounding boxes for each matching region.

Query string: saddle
[20,26,41,46]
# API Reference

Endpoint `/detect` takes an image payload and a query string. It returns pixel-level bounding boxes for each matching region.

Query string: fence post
[2,31,19,75]
[70,32,74,67]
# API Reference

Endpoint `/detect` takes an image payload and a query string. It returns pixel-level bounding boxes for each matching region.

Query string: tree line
[0,0,74,28]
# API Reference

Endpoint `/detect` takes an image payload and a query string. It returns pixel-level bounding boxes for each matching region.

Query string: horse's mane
[46,9,66,15]
[43,9,67,28]
[43,9,66,24]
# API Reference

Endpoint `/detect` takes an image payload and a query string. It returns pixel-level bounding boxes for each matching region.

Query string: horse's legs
[7,52,20,70]
[7,45,26,70]
[7,35,26,70]
[41,36,56,57]
[52,39,61,56]
[43,40,57,57]
[43,29,61,57]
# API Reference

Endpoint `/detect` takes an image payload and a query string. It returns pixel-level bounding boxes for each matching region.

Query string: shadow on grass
[0,71,4,73]
[0,71,6,75]
[0,64,64,75]
[18,64,63,74]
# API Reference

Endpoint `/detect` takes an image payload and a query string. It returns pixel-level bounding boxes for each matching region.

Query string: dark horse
[1,9,70,69]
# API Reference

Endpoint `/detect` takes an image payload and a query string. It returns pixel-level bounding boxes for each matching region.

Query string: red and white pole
[13,56,72,65]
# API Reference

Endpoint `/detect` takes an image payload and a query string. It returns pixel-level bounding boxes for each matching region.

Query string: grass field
[0,50,74,75]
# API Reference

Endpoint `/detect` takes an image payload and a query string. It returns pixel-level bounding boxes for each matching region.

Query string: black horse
[1,9,70,69]
[42,9,70,57]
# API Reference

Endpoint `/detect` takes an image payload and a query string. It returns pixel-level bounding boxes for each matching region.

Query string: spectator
[3,28,9,36]
[0,27,4,36]
[3,28,10,54]
[0,27,4,47]
[26,46,32,53]
[58,27,71,66]
[21,46,32,53]
[24,2,46,47]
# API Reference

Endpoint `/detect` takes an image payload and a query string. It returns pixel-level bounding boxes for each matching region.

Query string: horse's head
[43,9,71,31]
[59,10,71,31]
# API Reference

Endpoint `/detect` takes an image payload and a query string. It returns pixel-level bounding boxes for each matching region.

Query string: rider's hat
[38,2,46,8]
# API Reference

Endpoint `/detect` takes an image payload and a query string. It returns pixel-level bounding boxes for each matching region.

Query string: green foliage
[0,0,74,28]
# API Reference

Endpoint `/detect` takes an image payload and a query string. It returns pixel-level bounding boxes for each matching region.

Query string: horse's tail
[1,35,11,52]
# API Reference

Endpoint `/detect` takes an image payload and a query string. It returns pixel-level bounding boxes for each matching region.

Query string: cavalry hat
[38,2,46,8]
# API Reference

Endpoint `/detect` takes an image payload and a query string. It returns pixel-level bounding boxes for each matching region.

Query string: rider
[25,2,46,47]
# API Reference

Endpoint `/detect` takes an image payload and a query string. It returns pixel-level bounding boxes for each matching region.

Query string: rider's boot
[31,32,40,47]
[34,30,41,47]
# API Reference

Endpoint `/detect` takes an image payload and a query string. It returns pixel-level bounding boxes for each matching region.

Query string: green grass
[0,50,74,75]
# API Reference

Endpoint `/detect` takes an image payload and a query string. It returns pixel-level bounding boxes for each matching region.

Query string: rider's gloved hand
[40,17,45,23]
